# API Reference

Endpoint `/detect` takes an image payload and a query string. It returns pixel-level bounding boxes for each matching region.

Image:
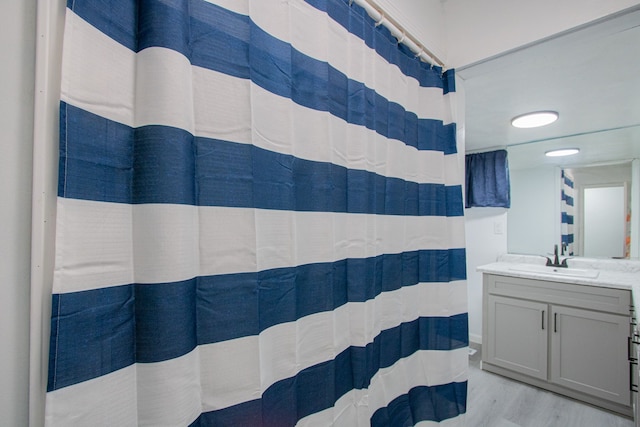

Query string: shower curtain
[561,170,575,255]
[45,0,468,425]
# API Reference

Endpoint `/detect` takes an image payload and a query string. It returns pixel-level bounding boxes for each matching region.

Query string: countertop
[477,254,640,296]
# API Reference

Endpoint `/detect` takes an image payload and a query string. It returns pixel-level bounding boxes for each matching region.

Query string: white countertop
[478,254,640,295]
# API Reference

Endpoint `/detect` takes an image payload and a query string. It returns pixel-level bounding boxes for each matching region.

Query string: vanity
[478,255,640,420]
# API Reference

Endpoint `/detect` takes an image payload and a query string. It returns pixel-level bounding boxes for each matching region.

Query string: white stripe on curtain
[47,0,467,425]
[54,198,466,293]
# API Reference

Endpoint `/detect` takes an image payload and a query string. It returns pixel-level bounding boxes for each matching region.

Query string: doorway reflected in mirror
[563,163,632,258]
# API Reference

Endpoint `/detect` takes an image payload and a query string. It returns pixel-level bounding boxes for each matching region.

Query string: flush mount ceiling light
[545,148,580,157]
[511,111,559,128]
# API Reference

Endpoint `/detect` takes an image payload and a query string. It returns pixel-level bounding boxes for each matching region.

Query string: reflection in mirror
[462,7,640,260]
[508,165,559,257]
[560,170,575,256]
[507,158,636,259]
[565,163,632,258]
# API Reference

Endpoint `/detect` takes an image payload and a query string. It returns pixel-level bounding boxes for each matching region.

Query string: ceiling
[457,5,640,171]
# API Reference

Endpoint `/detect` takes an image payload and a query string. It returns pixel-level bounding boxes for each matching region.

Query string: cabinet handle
[554,312,557,333]
[541,310,545,330]
[630,360,638,393]
[630,336,639,362]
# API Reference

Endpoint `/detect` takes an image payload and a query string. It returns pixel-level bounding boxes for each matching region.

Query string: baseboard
[481,362,633,418]
[469,333,482,346]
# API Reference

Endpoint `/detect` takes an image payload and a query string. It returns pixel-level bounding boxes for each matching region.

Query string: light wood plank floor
[466,345,635,427]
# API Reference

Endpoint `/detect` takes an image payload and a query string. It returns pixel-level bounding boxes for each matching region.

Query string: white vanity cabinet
[482,273,633,416]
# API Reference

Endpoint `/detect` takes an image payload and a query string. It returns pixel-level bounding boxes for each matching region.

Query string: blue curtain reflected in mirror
[465,149,510,208]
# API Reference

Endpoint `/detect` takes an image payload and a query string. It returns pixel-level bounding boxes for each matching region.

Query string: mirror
[458,6,640,259]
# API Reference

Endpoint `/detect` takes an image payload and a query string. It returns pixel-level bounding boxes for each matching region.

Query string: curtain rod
[350,0,446,70]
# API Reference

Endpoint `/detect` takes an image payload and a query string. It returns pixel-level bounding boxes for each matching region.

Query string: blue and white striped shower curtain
[46,0,468,425]
[561,170,575,255]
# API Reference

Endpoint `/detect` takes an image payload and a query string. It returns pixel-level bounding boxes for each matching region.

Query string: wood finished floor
[466,344,635,427]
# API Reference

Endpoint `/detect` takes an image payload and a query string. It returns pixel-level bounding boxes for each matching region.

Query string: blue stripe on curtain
[51,296,467,394]
[47,286,137,392]
[370,382,467,427]
[48,249,466,391]
[63,1,456,154]
[59,102,463,216]
[49,0,466,425]
[465,149,511,208]
[563,173,574,188]
[561,212,574,225]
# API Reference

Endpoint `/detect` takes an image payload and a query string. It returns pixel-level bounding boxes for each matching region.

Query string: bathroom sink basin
[508,264,600,279]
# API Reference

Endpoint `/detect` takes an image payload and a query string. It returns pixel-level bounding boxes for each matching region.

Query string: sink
[508,264,600,279]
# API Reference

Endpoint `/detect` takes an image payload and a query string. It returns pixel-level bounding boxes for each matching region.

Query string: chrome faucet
[546,244,569,268]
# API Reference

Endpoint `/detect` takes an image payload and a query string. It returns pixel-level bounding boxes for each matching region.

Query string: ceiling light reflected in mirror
[545,148,580,157]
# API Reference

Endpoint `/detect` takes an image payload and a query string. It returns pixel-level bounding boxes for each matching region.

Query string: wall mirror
[458,6,640,259]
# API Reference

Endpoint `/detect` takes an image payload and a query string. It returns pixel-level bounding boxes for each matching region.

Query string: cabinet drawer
[486,274,631,315]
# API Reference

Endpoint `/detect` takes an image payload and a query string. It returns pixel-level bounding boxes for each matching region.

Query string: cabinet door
[550,305,630,405]
[486,295,548,380]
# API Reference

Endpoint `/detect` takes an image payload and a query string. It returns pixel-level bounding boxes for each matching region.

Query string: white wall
[374,0,447,64]
[374,0,640,68]
[464,208,508,343]
[442,0,640,67]
[508,167,560,256]
[0,2,37,426]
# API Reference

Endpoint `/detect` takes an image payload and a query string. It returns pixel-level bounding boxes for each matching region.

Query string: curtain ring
[397,33,405,44]
[375,15,385,27]
[349,0,353,6]
[414,49,423,59]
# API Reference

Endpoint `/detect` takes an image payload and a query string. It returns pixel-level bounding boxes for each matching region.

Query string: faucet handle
[559,257,572,268]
